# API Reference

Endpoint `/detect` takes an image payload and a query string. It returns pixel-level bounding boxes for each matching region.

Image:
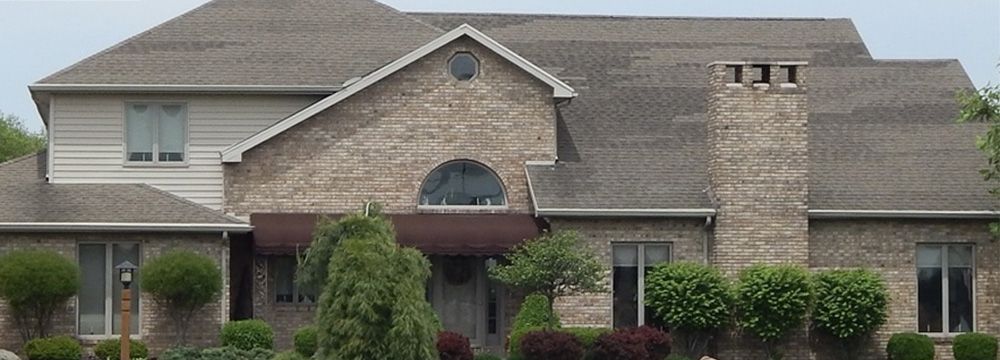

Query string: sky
[0,0,997,133]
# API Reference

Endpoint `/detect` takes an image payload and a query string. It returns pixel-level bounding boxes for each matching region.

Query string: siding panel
[51,94,321,210]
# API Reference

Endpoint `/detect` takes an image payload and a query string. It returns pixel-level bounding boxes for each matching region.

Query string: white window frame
[610,243,672,327]
[76,242,142,340]
[916,243,976,336]
[122,101,189,167]
[270,256,315,305]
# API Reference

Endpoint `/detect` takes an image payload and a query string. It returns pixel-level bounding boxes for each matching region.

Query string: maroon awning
[250,213,548,256]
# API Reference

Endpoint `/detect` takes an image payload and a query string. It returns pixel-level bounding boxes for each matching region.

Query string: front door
[429,256,505,352]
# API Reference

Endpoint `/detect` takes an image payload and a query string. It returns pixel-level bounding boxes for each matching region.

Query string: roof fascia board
[0,222,253,233]
[808,209,1000,219]
[536,208,717,218]
[28,84,341,94]
[221,24,576,163]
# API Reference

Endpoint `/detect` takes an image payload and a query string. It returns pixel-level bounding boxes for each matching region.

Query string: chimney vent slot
[779,65,798,85]
[751,65,770,85]
[725,65,743,84]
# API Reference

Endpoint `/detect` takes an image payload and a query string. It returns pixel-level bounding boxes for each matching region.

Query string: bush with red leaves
[437,331,474,360]
[590,326,672,360]
[519,330,585,360]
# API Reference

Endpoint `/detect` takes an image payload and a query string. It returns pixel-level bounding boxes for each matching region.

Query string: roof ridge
[134,183,246,225]
[406,11,839,22]
[35,0,219,84]
[371,0,446,33]
[0,151,44,170]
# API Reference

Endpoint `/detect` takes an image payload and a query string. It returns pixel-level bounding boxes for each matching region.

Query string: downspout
[221,231,229,324]
[703,216,714,265]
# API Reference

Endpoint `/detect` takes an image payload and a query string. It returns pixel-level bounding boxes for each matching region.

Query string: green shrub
[22,336,81,360]
[645,262,733,357]
[473,353,503,360]
[509,326,544,359]
[886,333,934,360]
[812,269,889,359]
[221,319,274,351]
[954,332,998,360]
[561,327,612,348]
[159,346,202,360]
[272,350,307,360]
[142,249,223,346]
[315,205,440,360]
[0,250,79,343]
[512,294,560,332]
[735,264,813,360]
[293,325,318,357]
[200,346,274,360]
[93,338,149,359]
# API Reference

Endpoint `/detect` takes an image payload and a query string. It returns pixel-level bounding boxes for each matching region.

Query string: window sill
[78,334,143,342]
[921,332,971,342]
[416,205,512,214]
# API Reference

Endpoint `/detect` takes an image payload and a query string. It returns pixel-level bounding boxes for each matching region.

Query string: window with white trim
[612,243,671,328]
[78,243,140,337]
[917,244,974,334]
[272,256,316,304]
[126,103,187,163]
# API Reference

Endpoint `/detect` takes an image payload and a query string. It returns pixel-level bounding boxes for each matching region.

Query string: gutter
[0,222,253,233]
[28,84,341,94]
[808,210,1000,219]
[535,208,717,218]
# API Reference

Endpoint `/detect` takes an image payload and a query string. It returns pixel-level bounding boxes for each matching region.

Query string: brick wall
[225,36,557,216]
[0,232,228,355]
[548,218,708,327]
[810,219,1000,360]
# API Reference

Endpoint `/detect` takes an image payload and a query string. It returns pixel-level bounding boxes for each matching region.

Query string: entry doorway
[428,256,506,352]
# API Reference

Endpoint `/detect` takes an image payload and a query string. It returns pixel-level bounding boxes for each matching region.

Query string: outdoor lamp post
[115,261,138,360]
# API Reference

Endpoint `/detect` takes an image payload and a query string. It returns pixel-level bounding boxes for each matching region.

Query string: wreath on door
[443,257,474,285]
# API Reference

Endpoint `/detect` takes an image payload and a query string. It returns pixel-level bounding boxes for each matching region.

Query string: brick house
[1,0,996,358]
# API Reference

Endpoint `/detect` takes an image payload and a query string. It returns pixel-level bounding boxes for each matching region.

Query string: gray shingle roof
[0,153,245,225]
[37,0,444,86]
[412,12,994,211]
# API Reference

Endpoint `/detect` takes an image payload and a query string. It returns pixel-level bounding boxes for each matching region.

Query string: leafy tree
[0,250,79,343]
[315,204,440,360]
[489,230,604,313]
[812,269,889,360]
[734,264,814,360]
[957,78,1000,235]
[296,216,345,295]
[0,111,46,163]
[645,262,733,357]
[141,249,223,346]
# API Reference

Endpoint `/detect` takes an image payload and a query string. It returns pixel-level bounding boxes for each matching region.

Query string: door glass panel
[917,246,943,267]
[917,267,943,333]
[643,244,670,327]
[79,244,106,335]
[112,243,140,334]
[948,265,974,332]
[613,245,639,328]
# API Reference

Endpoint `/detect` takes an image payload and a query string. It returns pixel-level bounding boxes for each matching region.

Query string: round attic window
[448,53,479,81]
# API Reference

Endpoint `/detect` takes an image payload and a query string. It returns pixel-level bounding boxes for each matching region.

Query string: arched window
[419,161,506,206]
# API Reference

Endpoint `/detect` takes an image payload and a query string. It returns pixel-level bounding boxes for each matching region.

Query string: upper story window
[126,103,187,163]
[448,53,479,81]
[419,161,506,206]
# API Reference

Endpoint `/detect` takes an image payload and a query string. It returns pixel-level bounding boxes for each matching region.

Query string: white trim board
[0,222,252,233]
[29,84,341,94]
[221,24,577,163]
[535,208,717,218]
[808,209,1000,219]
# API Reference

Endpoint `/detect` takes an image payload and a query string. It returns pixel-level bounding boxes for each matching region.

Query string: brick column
[706,61,811,359]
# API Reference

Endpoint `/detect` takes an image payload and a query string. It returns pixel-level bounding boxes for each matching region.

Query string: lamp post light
[115,261,138,360]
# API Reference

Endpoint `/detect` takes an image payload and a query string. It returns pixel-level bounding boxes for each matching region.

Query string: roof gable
[221,24,576,162]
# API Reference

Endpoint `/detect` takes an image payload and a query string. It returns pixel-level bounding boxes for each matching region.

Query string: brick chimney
[706,61,810,275]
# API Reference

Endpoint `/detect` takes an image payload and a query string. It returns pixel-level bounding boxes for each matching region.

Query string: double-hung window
[917,244,975,334]
[612,243,671,328]
[272,256,316,304]
[78,243,140,337]
[126,103,187,163]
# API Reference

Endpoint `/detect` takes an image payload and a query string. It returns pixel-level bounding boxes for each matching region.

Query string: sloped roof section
[0,153,249,231]
[36,0,443,86]
[221,24,576,162]
[413,13,995,212]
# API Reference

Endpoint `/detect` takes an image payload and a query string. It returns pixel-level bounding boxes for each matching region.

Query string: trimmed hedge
[158,346,201,360]
[511,294,560,331]
[272,351,308,360]
[0,251,79,342]
[220,319,274,351]
[644,262,733,356]
[886,333,934,360]
[23,336,81,360]
[293,325,318,357]
[519,330,584,360]
[93,338,148,360]
[437,331,474,360]
[590,326,671,360]
[474,354,503,360]
[954,332,998,360]
[561,327,613,348]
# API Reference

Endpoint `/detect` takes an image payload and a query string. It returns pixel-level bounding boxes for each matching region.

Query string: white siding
[51,94,322,209]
